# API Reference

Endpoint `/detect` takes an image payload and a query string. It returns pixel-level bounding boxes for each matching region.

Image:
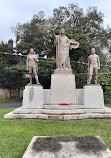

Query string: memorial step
[42,107,111,115]
[12,107,111,115]
[43,109,86,115]
[4,111,111,120]
[43,104,84,110]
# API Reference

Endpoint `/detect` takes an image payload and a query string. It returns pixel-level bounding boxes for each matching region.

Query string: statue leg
[33,67,40,84]
[94,68,98,84]
[62,61,67,69]
[59,59,62,69]
[29,74,32,84]
[87,66,93,85]
[29,67,32,84]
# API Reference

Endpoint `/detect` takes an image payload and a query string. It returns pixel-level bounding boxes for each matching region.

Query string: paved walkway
[0,101,110,110]
[0,101,22,110]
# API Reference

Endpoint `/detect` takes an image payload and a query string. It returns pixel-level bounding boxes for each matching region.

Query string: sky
[0,0,111,44]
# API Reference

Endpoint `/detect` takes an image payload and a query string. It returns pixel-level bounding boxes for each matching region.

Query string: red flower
[51,56,54,59]
[4,52,8,54]
[60,103,68,106]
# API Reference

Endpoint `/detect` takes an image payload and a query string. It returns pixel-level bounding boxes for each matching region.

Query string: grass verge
[0,108,111,158]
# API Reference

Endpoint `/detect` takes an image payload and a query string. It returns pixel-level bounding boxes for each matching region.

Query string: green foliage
[0,41,13,53]
[16,42,35,53]
[0,55,28,90]
[12,11,50,54]
[76,73,87,88]
[38,59,56,76]
[0,96,22,102]
[98,73,111,104]
[98,73,111,86]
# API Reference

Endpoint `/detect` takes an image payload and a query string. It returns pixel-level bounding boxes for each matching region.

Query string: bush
[75,73,95,88]
[98,73,111,104]
[75,73,87,88]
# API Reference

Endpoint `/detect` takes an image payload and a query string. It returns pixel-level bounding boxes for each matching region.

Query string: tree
[0,60,28,98]
[0,41,13,53]
[12,11,50,55]
[50,4,111,65]
[8,3,111,77]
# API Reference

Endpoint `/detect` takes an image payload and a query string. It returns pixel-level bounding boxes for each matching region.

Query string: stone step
[13,107,111,115]
[43,104,84,110]
[4,111,111,120]
[42,107,111,115]
[43,109,85,114]
[13,108,43,114]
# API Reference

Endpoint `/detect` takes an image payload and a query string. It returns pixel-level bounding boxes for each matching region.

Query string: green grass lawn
[0,97,22,102]
[0,108,111,158]
[0,99,18,102]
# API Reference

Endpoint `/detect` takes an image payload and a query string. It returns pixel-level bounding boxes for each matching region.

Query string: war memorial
[4,28,111,120]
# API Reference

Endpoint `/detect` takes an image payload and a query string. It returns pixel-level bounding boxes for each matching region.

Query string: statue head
[60,28,65,36]
[91,48,95,55]
[30,48,34,54]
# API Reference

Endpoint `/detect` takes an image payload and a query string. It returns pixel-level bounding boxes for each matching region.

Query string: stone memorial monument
[50,28,79,104]
[4,30,111,120]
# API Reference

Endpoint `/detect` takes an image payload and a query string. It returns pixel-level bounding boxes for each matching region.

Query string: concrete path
[0,101,22,110]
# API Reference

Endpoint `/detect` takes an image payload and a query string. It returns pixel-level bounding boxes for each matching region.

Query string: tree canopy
[12,4,111,63]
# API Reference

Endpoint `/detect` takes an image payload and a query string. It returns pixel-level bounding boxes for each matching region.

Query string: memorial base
[83,85,104,109]
[50,74,76,104]
[4,76,111,120]
[22,84,43,109]
[54,68,72,74]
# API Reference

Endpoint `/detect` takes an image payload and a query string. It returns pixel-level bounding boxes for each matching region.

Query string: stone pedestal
[23,136,111,158]
[54,68,72,74]
[22,85,43,109]
[50,74,76,104]
[83,85,104,109]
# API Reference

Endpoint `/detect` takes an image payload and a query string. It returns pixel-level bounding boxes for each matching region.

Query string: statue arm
[26,56,29,71]
[51,28,56,39]
[88,57,90,69]
[35,56,39,63]
[97,56,100,69]
[70,39,79,49]
[70,41,78,46]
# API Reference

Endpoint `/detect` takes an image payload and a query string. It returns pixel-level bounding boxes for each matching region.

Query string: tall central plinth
[50,74,76,104]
